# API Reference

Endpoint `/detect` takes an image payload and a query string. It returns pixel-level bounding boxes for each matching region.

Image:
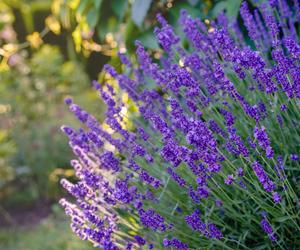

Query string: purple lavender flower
[236,167,244,177]
[215,199,223,207]
[284,37,300,58]
[139,171,161,189]
[224,174,234,185]
[185,210,209,237]
[134,235,146,246]
[240,2,260,42]
[139,209,167,232]
[64,97,73,105]
[163,238,188,250]
[260,216,277,241]
[260,5,279,45]
[280,104,287,111]
[254,126,274,158]
[154,14,179,52]
[208,223,223,239]
[272,192,281,204]
[252,161,276,193]
[290,154,299,161]
[167,167,186,186]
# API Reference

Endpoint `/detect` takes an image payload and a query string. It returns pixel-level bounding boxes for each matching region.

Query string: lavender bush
[60,0,300,249]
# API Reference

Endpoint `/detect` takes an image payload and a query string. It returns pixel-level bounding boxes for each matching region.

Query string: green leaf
[169,2,202,22]
[112,0,128,20]
[87,8,99,27]
[226,0,242,18]
[249,0,264,5]
[211,0,241,18]
[168,2,202,34]
[137,30,158,49]
[211,1,227,18]
[131,0,152,27]
[97,19,108,41]
[77,0,89,14]
[97,16,118,41]
[274,216,292,223]
[124,19,136,50]
[187,0,199,6]
[94,0,103,9]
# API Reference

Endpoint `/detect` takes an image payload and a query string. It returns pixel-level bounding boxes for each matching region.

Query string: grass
[0,209,95,250]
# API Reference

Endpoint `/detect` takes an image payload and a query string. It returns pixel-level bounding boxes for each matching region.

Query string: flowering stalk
[60,1,300,249]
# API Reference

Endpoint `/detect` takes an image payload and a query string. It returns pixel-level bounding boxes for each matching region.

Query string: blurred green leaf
[0,213,95,250]
[77,0,89,15]
[187,0,199,6]
[212,0,242,18]
[137,30,158,49]
[111,0,128,20]
[124,19,136,50]
[274,216,292,223]
[94,0,103,9]
[97,16,118,40]
[131,0,152,27]
[87,8,99,28]
[226,0,242,18]
[211,1,227,17]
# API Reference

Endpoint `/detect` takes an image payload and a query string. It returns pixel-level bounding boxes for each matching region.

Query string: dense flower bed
[60,0,300,249]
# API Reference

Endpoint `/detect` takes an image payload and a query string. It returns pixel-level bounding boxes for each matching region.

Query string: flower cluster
[60,1,300,249]
[260,212,277,241]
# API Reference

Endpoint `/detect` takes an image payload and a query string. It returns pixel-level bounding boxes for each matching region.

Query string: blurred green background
[0,0,248,249]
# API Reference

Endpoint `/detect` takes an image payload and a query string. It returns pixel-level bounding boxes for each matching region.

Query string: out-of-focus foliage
[2,45,89,121]
[0,209,95,250]
[0,129,16,188]
[0,1,104,207]
[52,0,218,56]
[52,0,263,58]
[0,41,91,204]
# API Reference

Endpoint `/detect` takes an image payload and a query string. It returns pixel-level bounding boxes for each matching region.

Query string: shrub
[61,1,300,249]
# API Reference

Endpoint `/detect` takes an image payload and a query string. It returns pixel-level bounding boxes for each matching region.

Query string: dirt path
[0,200,53,228]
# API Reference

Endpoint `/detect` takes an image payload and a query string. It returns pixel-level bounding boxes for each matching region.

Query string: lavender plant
[60,0,300,249]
